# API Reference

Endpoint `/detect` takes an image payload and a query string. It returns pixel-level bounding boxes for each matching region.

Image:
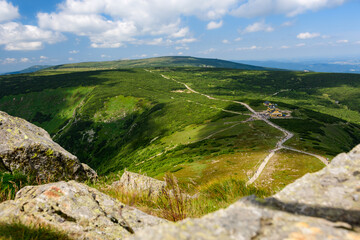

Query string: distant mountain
[237,60,360,73]
[49,56,279,71]
[3,65,52,75]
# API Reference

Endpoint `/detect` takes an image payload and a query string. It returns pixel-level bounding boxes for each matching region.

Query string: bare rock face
[0,111,96,181]
[112,171,166,196]
[126,145,360,240]
[0,181,166,240]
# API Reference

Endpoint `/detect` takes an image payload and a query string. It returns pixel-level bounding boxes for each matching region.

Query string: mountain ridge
[48,56,280,71]
[2,65,52,75]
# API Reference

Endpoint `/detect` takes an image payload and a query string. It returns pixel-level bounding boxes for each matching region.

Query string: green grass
[0,172,28,202]
[0,171,51,203]
[161,68,360,123]
[0,222,72,240]
[95,174,269,221]
[0,66,359,196]
[0,87,92,135]
[254,149,325,194]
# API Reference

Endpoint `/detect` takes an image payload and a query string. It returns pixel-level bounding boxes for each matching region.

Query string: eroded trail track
[155,71,328,185]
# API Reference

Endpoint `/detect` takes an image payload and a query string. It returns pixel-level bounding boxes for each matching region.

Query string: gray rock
[125,145,360,240]
[0,111,96,181]
[81,163,98,181]
[127,196,359,240]
[266,144,360,224]
[112,170,166,196]
[0,181,166,240]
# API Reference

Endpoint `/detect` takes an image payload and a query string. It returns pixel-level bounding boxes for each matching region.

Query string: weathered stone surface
[112,171,166,196]
[0,181,166,240]
[267,144,360,225]
[126,145,360,240]
[0,111,96,181]
[127,196,359,240]
[81,163,98,181]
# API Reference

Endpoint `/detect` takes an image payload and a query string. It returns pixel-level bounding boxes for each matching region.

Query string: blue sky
[0,0,360,72]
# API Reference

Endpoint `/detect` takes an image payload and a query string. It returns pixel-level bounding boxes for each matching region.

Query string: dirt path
[155,71,328,184]
[282,146,328,165]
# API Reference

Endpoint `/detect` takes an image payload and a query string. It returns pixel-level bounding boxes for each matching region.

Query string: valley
[1,57,359,198]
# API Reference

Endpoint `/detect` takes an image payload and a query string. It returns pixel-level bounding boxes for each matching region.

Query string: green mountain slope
[48,56,277,71]
[0,62,359,193]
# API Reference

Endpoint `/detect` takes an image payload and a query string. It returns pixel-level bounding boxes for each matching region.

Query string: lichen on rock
[0,181,166,240]
[0,111,96,181]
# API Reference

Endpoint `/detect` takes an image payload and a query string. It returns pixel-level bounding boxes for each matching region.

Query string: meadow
[0,61,359,220]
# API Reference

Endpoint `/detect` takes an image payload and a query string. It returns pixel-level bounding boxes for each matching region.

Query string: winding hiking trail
[156,71,328,185]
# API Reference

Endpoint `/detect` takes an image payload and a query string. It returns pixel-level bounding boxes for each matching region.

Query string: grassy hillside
[0,64,359,194]
[47,56,276,71]
[161,68,360,156]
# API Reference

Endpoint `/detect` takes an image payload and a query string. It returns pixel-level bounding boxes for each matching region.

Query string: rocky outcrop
[127,197,358,240]
[125,145,360,240]
[266,144,360,225]
[0,181,166,240]
[0,111,96,181]
[112,170,166,196]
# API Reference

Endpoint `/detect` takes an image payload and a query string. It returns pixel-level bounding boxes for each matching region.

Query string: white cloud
[207,20,223,30]
[0,22,65,50]
[234,37,242,41]
[297,32,321,39]
[296,43,306,47]
[2,57,16,64]
[336,39,348,43]
[69,50,79,54]
[231,0,347,18]
[200,48,216,54]
[40,56,48,59]
[280,45,290,49]
[101,54,110,58]
[20,57,30,63]
[38,0,237,48]
[0,0,19,23]
[237,45,260,50]
[222,39,230,44]
[5,41,43,51]
[176,38,197,44]
[170,27,189,38]
[175,46,189,50]
[282,20,294,27]
[243,21,274,33]
[68,57,74,61]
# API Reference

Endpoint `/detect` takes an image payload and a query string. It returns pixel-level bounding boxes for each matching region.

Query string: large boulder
[0,111,96,181]
[125,145,360,240]
[112,170,166,196]
[0,181,166,240]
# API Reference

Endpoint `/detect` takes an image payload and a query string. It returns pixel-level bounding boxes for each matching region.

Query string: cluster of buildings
[263,101,289,118]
